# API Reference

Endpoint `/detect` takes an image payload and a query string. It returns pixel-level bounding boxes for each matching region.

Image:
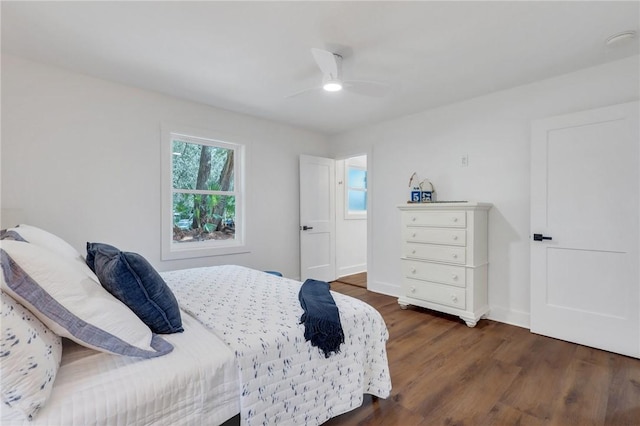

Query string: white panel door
[299,155,336,282]
[531,101,639,358]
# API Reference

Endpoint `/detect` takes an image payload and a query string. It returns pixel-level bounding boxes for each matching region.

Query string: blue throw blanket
[298,279,345,358]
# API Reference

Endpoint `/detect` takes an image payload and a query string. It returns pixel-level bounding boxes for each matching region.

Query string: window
[345,163,367,219]
[161,125,246,259]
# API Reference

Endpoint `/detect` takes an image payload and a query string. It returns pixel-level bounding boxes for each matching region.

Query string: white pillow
[1,291,62,421]
[3,224,100,282]
[0,240,173,358]
[4,224,80,260]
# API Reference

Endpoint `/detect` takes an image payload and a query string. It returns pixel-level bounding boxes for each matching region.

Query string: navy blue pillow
[86,243,183,334]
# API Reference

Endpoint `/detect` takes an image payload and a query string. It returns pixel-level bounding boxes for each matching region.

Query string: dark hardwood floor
[334,272,367,288]
[327,280,640,426]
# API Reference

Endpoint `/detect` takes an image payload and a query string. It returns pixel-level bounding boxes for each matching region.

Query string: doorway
[335,154,368,287]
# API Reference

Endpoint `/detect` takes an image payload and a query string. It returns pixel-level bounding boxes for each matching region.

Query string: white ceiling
[2,1,638,136]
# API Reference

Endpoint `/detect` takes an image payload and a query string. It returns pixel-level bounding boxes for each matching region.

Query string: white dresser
[398,202,492,327]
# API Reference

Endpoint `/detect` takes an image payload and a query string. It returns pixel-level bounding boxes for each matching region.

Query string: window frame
[161,124,248,260]
[344,164,367,220]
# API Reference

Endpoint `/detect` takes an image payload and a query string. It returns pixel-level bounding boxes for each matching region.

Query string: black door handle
[533,233,552,241]
[300,225,314,231]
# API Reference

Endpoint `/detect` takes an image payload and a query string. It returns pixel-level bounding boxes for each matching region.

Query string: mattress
[1,312,240,426]
[162,265,392,426]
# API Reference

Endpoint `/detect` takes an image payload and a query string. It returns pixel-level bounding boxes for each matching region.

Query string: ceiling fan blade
[284,85,323,99]
[311,48,339,78]
[343,80,391,97]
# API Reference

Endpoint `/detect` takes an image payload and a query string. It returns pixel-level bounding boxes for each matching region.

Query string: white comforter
[162,265,392,426]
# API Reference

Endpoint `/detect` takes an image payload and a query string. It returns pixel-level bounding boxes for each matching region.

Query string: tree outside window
[162,127,245,260]
[172,139,236,242]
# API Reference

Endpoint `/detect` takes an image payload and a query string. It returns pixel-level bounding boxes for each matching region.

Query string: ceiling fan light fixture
[323,80,343,92]
[284,47,388,99]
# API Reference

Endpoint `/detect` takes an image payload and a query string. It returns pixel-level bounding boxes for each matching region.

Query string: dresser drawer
[403,278,466,309]
[403,242,466,264]
[402,259,466,287]
[403,227,466,246]
[403,211,466,228]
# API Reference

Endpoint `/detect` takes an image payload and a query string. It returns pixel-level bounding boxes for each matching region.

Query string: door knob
[300,225,314,231]
[533,233,552,241]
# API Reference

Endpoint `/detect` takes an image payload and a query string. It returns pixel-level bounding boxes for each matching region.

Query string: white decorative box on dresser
[398,202,492,327]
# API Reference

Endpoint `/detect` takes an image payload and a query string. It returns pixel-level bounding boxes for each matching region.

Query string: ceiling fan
[286,48,391,98]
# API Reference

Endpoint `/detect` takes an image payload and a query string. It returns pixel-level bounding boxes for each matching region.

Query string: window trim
[344,164,367,220]
[161,123,249,260]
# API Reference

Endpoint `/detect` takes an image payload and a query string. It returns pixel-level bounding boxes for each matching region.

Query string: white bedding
[1,312,240,426]
[162,265,392,426]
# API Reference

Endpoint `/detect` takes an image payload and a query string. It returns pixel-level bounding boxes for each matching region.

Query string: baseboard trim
[337,264,367,278]
[367,280,400,298]
[485,306,530,329]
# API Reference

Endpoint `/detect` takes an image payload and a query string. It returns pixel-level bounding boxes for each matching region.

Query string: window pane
[348,168,366,190]
[172,193,236,243]
[172,140,235,191]
[348,190,366,211]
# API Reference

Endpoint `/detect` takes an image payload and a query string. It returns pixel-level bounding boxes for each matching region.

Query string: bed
[1,225,392,426]
[1,311,241,425]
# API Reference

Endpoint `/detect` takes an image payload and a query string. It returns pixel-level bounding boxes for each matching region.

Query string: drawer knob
[412,249,416,255]
[452,274,458,280]
[410,286,417,294]
[411,268,417,274]
[452,253,458,259]
[452,235,458,240]
[452,217,458,222]
[411,217,417,222]
[412,233,417,238]
[451,295,458,302]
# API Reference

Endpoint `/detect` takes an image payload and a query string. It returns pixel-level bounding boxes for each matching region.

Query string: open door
[299,155,336,282]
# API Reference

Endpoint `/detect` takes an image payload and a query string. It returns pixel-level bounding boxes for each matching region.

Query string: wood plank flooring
[334,272,367,288]
[326,281,640,426]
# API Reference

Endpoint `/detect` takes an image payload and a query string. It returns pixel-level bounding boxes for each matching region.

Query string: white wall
[1,55,330,278]
[3,53,638,328]
[330,56,640,327]
[335,155,367,277]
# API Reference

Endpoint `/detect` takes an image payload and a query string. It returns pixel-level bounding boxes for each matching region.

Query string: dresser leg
[399,303,409,310]
[463,318,477,328]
